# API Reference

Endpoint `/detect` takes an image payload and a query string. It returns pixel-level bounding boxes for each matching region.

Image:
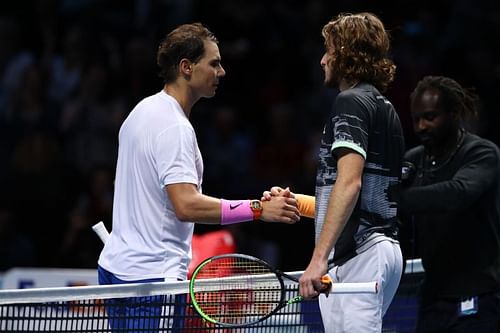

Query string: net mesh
[0,275,323,332]
[0,259,424,332]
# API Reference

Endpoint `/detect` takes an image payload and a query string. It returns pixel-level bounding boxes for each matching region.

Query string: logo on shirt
[230,203,243,210]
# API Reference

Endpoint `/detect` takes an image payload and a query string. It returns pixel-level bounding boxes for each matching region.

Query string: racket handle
[92,221,110,244]
[329,281,378,294]
[320,275,332,284]
[320,275,333,294]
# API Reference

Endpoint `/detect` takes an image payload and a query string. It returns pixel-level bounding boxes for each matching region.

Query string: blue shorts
[97,265,186,332]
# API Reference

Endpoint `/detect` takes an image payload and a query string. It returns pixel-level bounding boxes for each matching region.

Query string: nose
[320,53,327,68]
[414,118,427,133]
[219,65,226,77]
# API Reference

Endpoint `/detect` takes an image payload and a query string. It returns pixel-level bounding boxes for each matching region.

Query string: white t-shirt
[98,91,202,281]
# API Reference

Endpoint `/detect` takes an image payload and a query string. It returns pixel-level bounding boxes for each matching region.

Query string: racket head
[189,253,286,327]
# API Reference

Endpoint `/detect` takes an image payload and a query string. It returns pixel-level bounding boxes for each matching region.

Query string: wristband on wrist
[220,199,254,225]
[295,194,315,218]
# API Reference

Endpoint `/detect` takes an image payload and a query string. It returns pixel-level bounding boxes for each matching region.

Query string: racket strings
[192,256,283,325]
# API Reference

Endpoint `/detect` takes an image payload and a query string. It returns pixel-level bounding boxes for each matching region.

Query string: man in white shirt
[97,23,300,332]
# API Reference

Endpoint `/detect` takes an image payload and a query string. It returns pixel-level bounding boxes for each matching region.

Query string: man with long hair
[265,13,405,332]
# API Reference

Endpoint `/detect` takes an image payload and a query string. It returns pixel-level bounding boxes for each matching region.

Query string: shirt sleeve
[400,142,499,214]
[155,123,200,188]
[330,93,369,159]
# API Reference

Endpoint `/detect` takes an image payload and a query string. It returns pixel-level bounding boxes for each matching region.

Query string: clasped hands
[260,186,299,224]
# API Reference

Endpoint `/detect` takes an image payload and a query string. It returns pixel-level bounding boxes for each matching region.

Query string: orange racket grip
[319,275,333,294]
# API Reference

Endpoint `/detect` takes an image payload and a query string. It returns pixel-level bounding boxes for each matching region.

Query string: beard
[323,69,340,88]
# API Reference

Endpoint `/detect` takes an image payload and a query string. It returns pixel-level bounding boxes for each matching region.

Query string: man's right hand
[260,195,300,224]
[262,186,295,201]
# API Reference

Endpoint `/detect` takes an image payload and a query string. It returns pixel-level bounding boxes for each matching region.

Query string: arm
[400,144,498,214]
[262,188,316,218]
[299,149,364,298]
[295,194,315,218]
[166,183,300,224]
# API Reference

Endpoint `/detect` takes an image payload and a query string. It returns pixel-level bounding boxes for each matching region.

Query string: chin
[202,88,217,98]
[323,76,338,88]
[420,139,434,149]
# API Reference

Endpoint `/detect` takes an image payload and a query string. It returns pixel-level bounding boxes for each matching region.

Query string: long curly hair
[322,12,396,92]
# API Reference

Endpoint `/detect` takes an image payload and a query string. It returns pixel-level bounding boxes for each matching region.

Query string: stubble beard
[323,74,339,88]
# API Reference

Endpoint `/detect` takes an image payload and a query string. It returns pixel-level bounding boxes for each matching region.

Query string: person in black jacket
[399,75,500,332]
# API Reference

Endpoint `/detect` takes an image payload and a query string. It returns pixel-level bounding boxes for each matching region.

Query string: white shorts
[319,238,403,333]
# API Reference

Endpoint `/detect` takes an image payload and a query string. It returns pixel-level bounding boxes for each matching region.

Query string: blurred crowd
[1,0,499,271]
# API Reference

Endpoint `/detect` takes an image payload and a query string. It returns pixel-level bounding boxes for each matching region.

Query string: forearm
[173,191,222,223]
[401,169,495,214]
[401,143,498,214]
[313,180,360,261]
[167,183,299,225]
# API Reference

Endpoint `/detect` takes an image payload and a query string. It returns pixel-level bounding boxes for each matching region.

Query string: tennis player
[97,23,300,332]
[264,13,404,332]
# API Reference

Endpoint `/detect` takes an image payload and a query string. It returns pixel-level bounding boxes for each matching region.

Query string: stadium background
[0,0,499,273]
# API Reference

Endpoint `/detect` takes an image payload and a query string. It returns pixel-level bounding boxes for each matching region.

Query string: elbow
[175,210,191,222]
[345,179,362,199]
[352,179,362,192]
[172,203,195,222]
[344,178,362,195]
[335,177,362,199]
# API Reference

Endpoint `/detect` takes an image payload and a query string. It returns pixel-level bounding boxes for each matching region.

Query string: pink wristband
[220,199,254,225]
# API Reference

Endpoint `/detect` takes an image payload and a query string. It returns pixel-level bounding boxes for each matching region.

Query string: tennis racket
[92,221,110,244]
[189,253,377,327]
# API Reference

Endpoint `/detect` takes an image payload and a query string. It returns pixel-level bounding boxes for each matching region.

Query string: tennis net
[0,260,424,332]
[0,273,324,332]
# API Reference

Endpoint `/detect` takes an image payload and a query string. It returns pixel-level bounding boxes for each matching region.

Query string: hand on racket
[299,259,332,299]
[189,253,377,327]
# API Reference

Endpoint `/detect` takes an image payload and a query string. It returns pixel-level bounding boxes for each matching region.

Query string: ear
[179,59,193,76]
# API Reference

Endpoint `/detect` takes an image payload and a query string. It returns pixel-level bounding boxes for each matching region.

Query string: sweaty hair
[410,76,479,122]
[322,12,395,92]
[157,23,218,84]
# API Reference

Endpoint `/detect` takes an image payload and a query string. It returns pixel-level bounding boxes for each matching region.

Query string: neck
[163,83,198,117]
[339,79,359,91]
[429,128,464,160]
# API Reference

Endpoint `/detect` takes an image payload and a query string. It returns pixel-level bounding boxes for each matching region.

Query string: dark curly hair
[157,23,218,84]
[410,75,479,122]
[322,12,396,92]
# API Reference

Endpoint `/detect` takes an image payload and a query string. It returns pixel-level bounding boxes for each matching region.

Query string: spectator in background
[59,62,127,174]
[0,201,35,271]
[399,75,500,332]
[59,165,114,268]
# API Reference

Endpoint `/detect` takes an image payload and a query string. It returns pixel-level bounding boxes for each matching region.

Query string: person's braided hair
[410,76,479,123]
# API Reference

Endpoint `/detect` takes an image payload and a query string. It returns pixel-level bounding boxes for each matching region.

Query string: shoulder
[462,133,500,163]
[334,89,370,115]
[134,91,170,110]
[404,145,425,162]
[335,84,380,110]
[464,133,498,150]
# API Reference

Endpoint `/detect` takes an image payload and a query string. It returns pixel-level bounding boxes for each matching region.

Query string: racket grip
[92,221,110,244]
[319,275,333,294]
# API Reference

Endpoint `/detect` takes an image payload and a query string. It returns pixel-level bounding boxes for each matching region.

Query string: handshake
[258,186,315,224]
[257,186,299,224]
